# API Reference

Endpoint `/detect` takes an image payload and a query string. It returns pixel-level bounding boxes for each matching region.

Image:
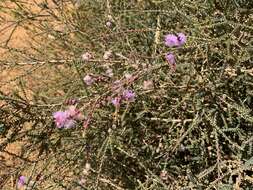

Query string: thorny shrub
[0,0,253,189]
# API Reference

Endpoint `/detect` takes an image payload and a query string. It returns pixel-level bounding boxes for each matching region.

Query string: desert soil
[0,1,62,188]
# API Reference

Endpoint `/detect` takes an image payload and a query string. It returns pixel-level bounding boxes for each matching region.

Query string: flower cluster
[111,89,136,108]
[53,50,138,128]
[164,33,187,47]
[111,96,121,108]
[122,89,135,102]
[164,32,187,70]
[53,106,83,128]
[82,50,115,86]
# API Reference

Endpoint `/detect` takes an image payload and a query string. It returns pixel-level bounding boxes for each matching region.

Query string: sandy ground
[0,0,58,92]
[1,1,83,188]
[0,2,38,187]
[0,1,63,188]
[0,4,29,93]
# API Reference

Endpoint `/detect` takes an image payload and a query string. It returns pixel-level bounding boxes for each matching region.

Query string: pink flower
[164,34,179,47]
[81,52,92,61]
[164,33,187,47]
[83,75,94,85]
[177,33,187,46]
[53,106,83,128]
[122,90,135,102]
[165,53,176,71]
[165,53,176,65]
[63,119,76,128]
[18,176,26,188]
[53,111,69,128]
[112,96,121,108]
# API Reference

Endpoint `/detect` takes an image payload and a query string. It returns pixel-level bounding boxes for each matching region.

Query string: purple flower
[53,111,69,128]
[122,90,135,102]
[165,53,176,65]
[165,53,176,71]
[177,33,187,46]
[53,106,83,128]
[111,96,121,108]
[164,33,187,47]
[83,75,94,86]
[164,34,179,47]
[18,176,26,188]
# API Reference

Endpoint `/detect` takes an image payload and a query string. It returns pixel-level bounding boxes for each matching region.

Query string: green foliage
[0,0,252,189]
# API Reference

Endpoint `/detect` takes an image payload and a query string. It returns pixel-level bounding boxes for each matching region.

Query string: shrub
[0,0,252,189]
